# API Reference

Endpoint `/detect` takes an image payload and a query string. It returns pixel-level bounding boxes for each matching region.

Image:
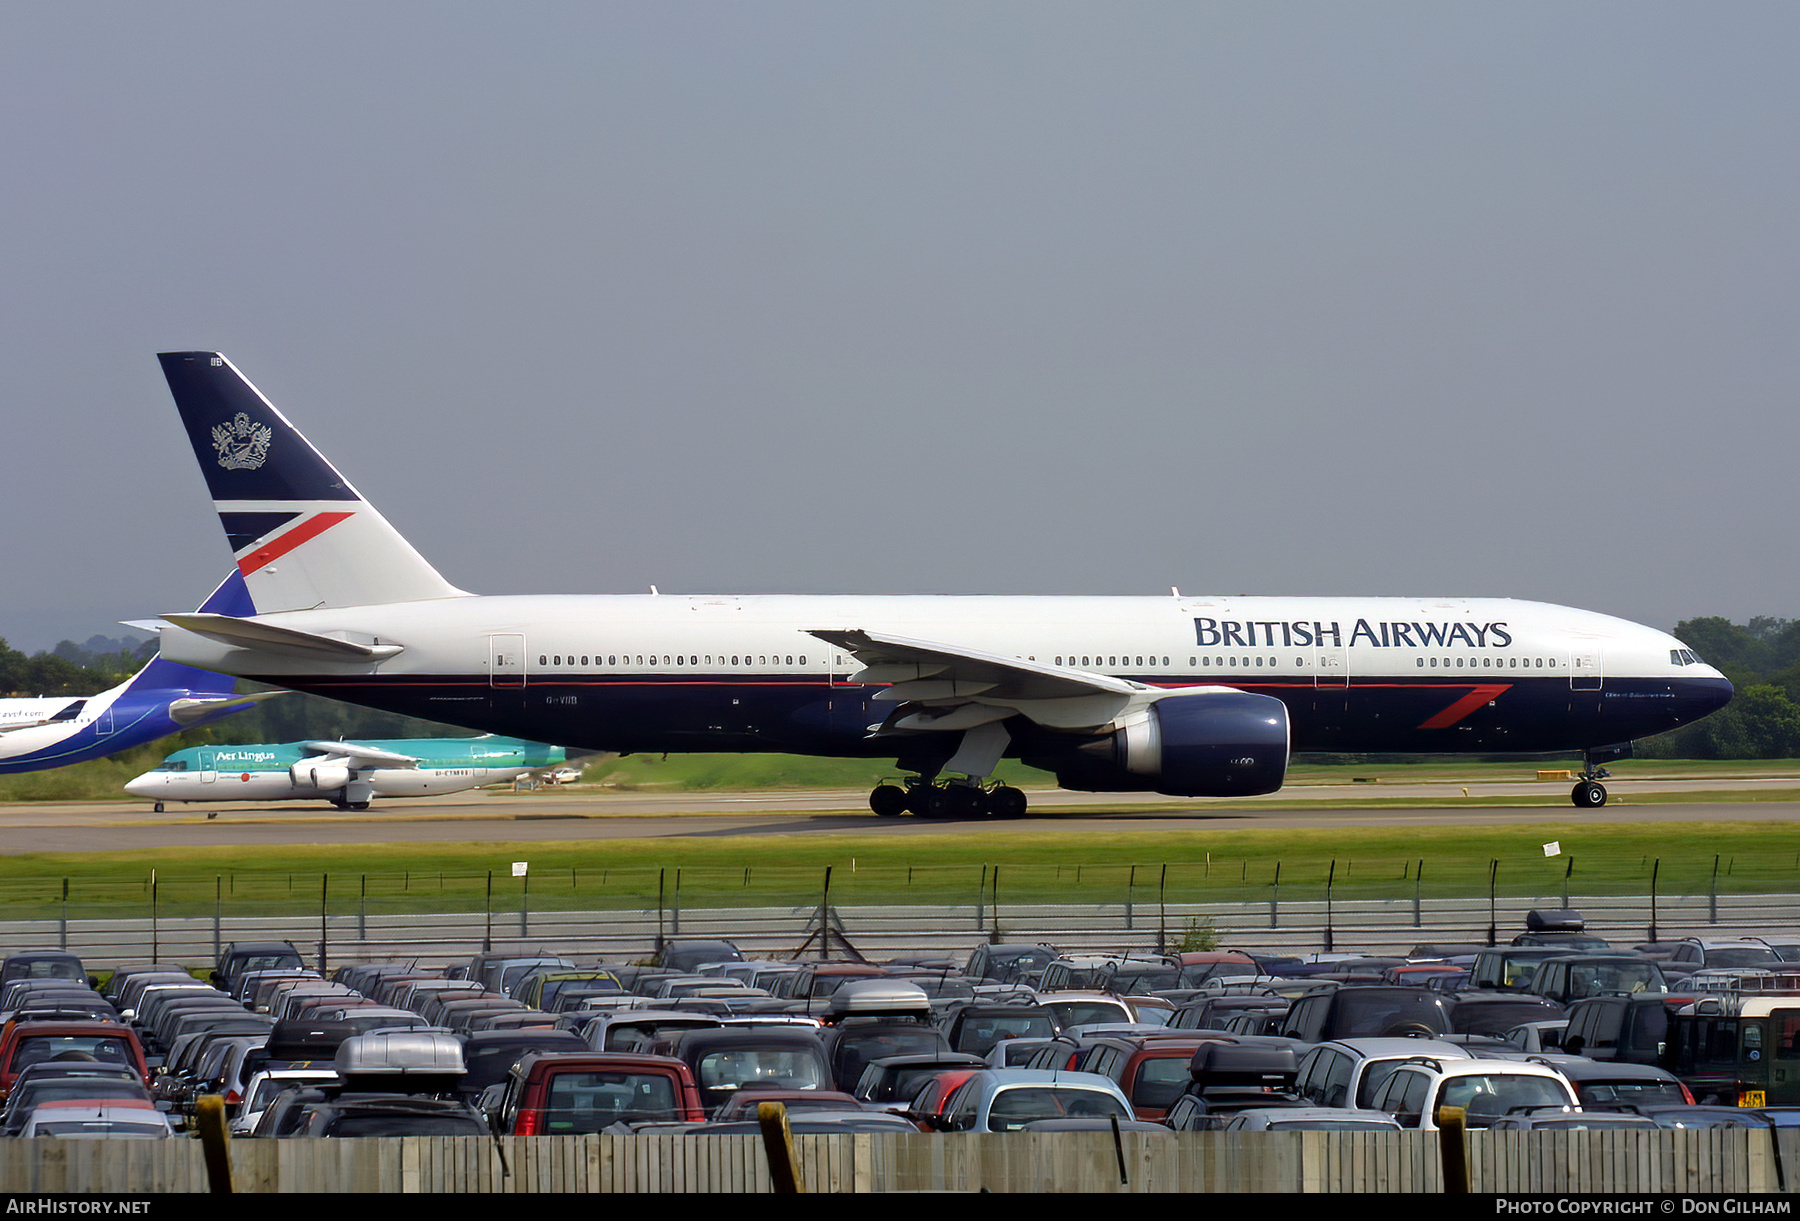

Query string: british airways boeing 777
[143,353,1733,815]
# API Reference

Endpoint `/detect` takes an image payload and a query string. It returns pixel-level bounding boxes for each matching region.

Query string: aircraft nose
[123,775,155,797]
[1680,676,1735,722]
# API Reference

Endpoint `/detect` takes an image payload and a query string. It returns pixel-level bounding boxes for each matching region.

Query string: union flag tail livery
[147,352,1735,815]
[159,353,468,614]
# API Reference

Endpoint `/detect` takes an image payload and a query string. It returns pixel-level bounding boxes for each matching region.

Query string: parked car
[929,1069,1134,1133]
[496,1051,706,1134]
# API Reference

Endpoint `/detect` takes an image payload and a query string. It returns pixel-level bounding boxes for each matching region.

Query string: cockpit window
[1670,649,1703,667]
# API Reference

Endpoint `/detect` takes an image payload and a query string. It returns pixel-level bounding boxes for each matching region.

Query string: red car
[0,1021,150,1097]
[497,1052,705,1135]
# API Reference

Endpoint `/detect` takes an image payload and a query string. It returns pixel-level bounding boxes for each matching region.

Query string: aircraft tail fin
[158,352,469,613]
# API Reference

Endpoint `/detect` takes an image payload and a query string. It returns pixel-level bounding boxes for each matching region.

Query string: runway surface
[0,776,1794,853]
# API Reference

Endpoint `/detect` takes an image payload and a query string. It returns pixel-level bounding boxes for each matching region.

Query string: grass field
[5,752,1799,918]
[0,819,1796,920]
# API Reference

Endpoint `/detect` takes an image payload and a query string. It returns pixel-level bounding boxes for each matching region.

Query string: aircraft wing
[808,628,1147,732]
[298,741,420,768]
[0,700,84,735]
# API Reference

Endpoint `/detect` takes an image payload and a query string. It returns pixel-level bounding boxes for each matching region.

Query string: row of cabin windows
[1417,656,1555,669]
[537,651,1561,672]
[539,654,812,668]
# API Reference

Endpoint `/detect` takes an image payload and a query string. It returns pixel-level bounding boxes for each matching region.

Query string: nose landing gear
[1570,744,1631,808]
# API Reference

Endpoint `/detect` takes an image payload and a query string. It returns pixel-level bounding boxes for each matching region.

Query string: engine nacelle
[1058,689,1290,797]
[291,759,352,791]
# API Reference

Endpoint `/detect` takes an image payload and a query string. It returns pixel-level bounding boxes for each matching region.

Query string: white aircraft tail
[158,353,469,612]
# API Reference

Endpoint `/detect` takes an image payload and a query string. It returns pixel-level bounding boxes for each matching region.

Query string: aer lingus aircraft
[1,572,277,774]
[124,735,566,812]
[143,353,1733,816]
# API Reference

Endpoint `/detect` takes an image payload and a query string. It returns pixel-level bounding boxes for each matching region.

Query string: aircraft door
[1570,648,1603,691]
[198,748,217,785]
[489,634,527,689]
[95,705,113,736]
[1313,647,1348,688]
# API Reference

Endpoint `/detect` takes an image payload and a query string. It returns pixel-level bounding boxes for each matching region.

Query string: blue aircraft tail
[127,570,254,696]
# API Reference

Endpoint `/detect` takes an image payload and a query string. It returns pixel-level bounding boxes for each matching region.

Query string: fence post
[1157,864,1167,953]
[150,870,158,963]
[1710,854,1719,925]
[317,873,328,974]
[1323,859,1335,954]
[977,865,987,934]
[1650,859,1660,943]
[673,867,680,938]
[1486,859,1498,946]
[1563,856,1574,910]
[359,874,367,943]
[213,875,221,961]
[655,868,664,957]
[59,878,68,951]
[1127,864,1136,931]
[1269,861,1279,929]
[990,867,1001,943]
[484,870,493,953]
[1413,859,1423,927]
[520,868,529,938]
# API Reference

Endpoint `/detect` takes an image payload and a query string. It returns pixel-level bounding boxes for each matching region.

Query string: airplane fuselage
[124,736,563,806]
[154,591,1731,761]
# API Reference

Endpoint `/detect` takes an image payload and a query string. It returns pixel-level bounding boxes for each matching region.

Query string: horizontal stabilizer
[167,691,287,727]
[0,701,84,735]
[160,613,403,661]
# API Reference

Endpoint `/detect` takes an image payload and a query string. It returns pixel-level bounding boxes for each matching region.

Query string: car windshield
[1576,1080,1686,1107]
[33,1121,165,1139]
[987,1087,1128,1132]
[1438,1074,1570,1124]
[697,1050,825,1092]
[325,1114,486,1137]
[543,1071,681,1130]
[9,1037,133,1072]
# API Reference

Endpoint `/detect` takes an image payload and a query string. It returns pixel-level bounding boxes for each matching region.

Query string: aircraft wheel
[349,801,371,811]
[870,785,907,817]
[988,786,1028,818]
[947,786,985,818]
[921,787,957,818]
[904,784,932,815]
[153,802,164,814]
[1571,781,1607,808]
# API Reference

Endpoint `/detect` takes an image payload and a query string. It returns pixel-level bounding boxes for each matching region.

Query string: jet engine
[1053,688,1290,797]
[291,758,352,791]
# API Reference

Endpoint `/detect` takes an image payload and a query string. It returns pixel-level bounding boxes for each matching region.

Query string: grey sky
[3,2,1795,654]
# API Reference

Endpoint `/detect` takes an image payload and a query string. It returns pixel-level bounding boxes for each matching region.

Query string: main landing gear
[869,780,1029,818]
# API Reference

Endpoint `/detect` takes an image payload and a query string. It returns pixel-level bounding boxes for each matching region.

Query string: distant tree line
[0,634,462,750]
[0,635,154,698]
[1638,616,1800,759]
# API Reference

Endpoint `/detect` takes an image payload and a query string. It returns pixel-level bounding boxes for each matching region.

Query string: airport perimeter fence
[0,851,1798,966]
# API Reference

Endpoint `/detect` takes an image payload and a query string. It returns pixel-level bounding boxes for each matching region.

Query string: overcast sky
[3,2,1795,654]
